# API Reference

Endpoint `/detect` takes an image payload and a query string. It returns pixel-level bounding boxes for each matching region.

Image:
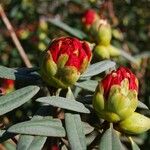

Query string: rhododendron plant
[0,3,149,149]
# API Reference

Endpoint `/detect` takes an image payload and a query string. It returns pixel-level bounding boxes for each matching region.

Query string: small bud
[82,9,99,29]
[40,37,92,88]
[96,20,112,46]
[93,66,138,122]
[90,19,112,45]
[39,19,48,31]
[119,112,150,134]
[17,29,30,40]
[94,45,110,59]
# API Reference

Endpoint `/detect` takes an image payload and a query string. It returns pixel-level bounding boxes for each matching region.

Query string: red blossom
[101,67,138,98]
[82,9,97,26]
[48,37,92,71]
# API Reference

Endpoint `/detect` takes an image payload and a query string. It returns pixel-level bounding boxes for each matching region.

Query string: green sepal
[41,52,57,76]
[119,112,150,134]
[107,91,134,120]
[94,45,110,59]
[57,54,69,68]
[80,57,89,73]
[107,80,138,121]
[108,45,121,57]
[92,87,105,112]
[41,66,80,89]
[40,70,69,88]
[99,111,120,122]
[56,66,80,86]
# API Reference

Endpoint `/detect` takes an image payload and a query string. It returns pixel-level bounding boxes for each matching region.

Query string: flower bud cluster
[92,66,150,134]
[82,9,120,60]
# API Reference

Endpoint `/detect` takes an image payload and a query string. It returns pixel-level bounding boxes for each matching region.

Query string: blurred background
[0,0,149,149]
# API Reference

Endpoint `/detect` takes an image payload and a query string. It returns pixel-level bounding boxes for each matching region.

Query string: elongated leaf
[99,126,124,150]
[8,118,65,137]
[3,141,16,150]
[47,18,87,39]
[0,86,40,115]
[65,113,86,150]
[83,122,94,135]
[0,66,40,81]
[0,130,15,143]
[81,60,116,78]
[86,130,99,146]
[17,135,47,150]
[36,96,90,113]
[135,51,150,59]
[119,50,138,64]
[138,101,149,109]
[17,106,52,150]
[129,137,140,150]
[75,80,98,92]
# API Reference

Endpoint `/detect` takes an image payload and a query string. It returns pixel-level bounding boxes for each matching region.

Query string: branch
[0,4,32,68]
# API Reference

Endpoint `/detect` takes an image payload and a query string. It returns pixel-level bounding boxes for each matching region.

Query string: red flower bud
[2,79,15,89]
[40,37,92,88]
[82,9,98,28]
[92,66,139,122]
[101,66,138,99]
[0,79,15,94]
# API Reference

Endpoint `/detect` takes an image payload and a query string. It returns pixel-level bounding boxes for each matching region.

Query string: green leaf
[0,130,15,143]
[48,18,87,39]
[75,80,98,92]
[17,106,52,150]
[65,113,87,150]
[36,96,90,113]
[119,49,138,64]
[138,101,149,109]
[17,135,47,150]
[0,66,16,80]
[0,86,40,115]
[83,122,94,135]
[3,141,16,150]
[81,60,116,78]
[8,118,66,137]
[86,130,99,146]
[99,126,125,150]
[0,66,40,81]
[129,137,140,150]
[135,51,150,59]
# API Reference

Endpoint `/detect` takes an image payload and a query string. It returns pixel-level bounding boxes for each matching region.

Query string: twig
[0,4,32,68]
[107,0,118,25]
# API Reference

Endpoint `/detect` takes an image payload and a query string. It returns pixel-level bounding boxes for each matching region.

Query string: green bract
[119,112,150,134]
